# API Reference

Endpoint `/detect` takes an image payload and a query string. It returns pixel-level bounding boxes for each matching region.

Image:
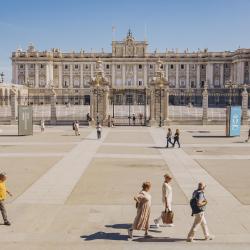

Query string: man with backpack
[187,182,214,242]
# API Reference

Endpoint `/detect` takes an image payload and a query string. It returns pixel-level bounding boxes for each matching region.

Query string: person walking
[132,114,136,126]
[74,121,80,136]
[0,173,12,226]
[246,128,250,142]
[154,174,173,228]
[173,129,180,148]
[96,122,102,139]
[40,119,45,132]
[128,181,152,238]
[187,182,214,242]
[166,128,173,148]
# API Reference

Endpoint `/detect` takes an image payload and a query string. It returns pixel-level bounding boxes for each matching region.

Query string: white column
[25,63,29,83]
[133,64,137,86]
[220,63,224,87]
[15,63,19,84]
[90,63,94,78]
[122,64,126,86]
[35,63,39,88]
[80,63,83,88]
[165,63,169,81]
[175,64,179,88]
[240,61,244,83]
[144,64,147,86]
[186,64,189,88]
[58,64,62,88]
[197,64,200,88]
[69,64,73,88]
[206,63,213,88]
[46,62,53,88]
[112,64,115,87]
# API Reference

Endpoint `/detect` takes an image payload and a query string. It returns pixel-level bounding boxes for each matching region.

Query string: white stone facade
[11,31,250,89]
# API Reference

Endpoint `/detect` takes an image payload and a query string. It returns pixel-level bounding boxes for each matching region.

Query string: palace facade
[11,30,250,91]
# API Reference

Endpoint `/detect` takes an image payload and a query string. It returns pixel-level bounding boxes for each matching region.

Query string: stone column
[206,63,213,88]
[165,64,169,81]
[197,64,200,88]
[133,64,137,86]
[10,88,18,124]
[69,64,73,88]
[220,63,224,88]
[186,64,190,88]
[90,63,94,79]
[90,87,95,125]
[202,87,208,124]
[25,63,29,83]
[122,64,126,86]
[50,88,57,125]
[15,64,19,85]
[112,64,115,87]
[12,62,16,84]
[242,86,249,125]
[163,88,170,125]
[175,64,179,88]
[58,64,62,88]
[144,64,147,86]
[102,86,110,125]
[35,64,39,88]
[149,88,156,126]
[80,64,83,88]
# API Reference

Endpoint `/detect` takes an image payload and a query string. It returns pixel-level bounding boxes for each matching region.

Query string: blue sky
[1,0,250,81]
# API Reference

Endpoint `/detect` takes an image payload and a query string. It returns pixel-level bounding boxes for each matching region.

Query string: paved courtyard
[0,124,250,250]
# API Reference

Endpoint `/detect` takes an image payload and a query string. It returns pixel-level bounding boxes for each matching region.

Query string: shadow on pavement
[106,223,131,229]
[133,236,186,243]
[0,135,19,137]
[80,231,128,241]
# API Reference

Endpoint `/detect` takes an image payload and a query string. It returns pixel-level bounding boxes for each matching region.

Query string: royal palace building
[10,30,250,111]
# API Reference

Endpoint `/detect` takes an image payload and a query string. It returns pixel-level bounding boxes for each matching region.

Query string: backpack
[190,191,203,216]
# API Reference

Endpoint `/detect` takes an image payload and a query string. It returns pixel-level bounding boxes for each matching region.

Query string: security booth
[226,106,241,137]
[18,106,33,136]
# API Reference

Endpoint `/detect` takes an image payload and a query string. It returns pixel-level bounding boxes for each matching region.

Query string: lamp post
[151,59,168,127]
[225,80,239,106]
[91,58,108,125]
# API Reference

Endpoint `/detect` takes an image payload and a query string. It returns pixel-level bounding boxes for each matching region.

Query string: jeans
[166,137,173,147]
[173,138,180,147]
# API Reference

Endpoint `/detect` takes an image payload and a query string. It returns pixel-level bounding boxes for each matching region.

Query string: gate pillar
[202,86,208,125]
[242,85,249,125]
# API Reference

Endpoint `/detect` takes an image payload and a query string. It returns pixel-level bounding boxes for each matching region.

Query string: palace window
[180,79,186,88]
[64,65,68,70]
[117,64,121,69]
[138,80,143,86]
[85,64,89,69]
[30,64,34,69]
[106,64,110,69]
[181,64,184,70]
[138,64,142,69]
[201,65,205,69]
[245,62,249,67]
[40,64,44,69]
[191,81,196,88]
[19,64,24,69]
[170,64,174,69]
[74,64,79,69]
[149,64,153,69]
[54,65,58,69]
[160,64,164,69]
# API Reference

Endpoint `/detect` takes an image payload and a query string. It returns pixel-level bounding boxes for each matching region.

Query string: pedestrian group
[129,174,214,242]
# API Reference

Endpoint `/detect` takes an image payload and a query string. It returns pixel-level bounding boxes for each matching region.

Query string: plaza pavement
[0,125,250,250]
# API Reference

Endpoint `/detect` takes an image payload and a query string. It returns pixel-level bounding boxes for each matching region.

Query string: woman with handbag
[173,129,180,148]
[128,181,152,238]
[154,174,174,228]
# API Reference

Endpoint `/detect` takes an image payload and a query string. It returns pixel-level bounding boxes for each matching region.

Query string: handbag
[161,209,174,224]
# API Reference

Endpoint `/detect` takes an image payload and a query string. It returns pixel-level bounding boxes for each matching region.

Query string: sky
[1,0,250,82]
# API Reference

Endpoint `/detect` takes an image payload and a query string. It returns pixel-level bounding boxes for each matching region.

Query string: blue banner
[229,106,241,136]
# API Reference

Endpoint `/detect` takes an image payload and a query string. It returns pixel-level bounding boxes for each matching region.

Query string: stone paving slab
[0,157,62,202]
[13,130,108,204]
[97,145,160,155]
[197,159,250,205]
[67,158,188,205]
